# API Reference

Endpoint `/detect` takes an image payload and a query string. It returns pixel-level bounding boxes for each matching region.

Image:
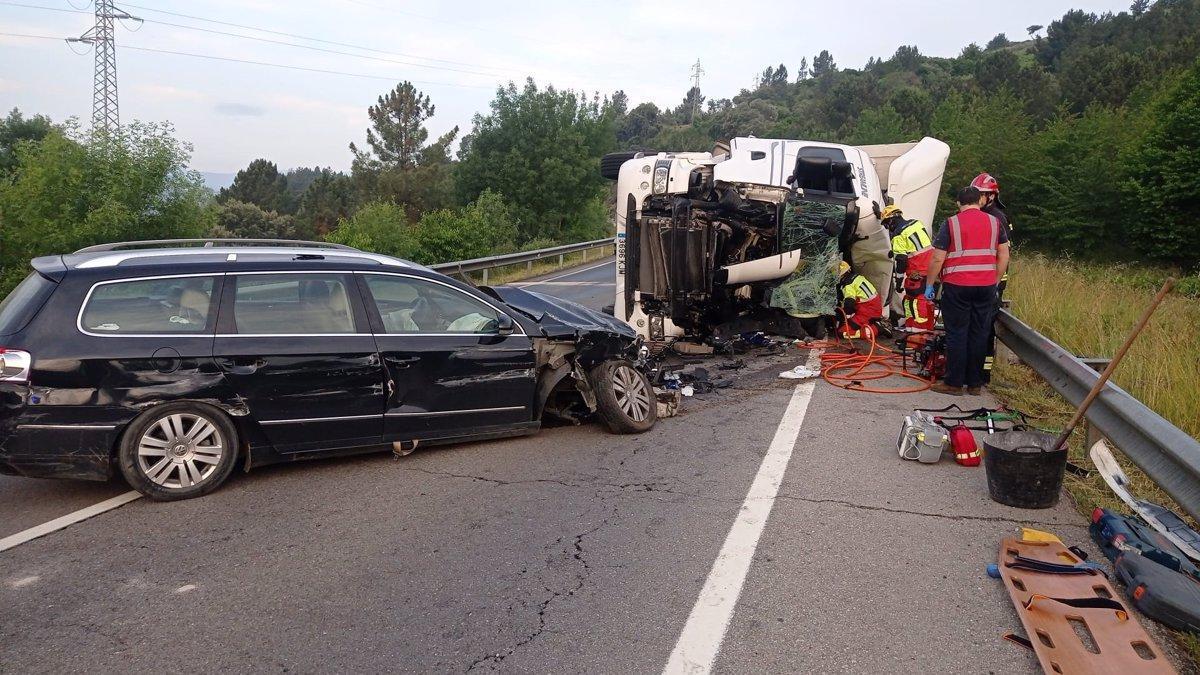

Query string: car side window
[363,275,501,334]
[232,274,355,335]
[81,276,216,334]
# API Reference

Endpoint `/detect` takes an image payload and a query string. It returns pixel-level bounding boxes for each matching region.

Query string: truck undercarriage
[608,137,949,346]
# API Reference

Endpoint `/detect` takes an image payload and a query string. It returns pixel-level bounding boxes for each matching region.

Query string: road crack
[397,466,729,503]
[465,522,603,672]
[773,493,1088,528]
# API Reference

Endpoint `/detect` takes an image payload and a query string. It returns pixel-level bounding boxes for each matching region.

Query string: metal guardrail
[995,308,1200,521]
[430,237,613,284]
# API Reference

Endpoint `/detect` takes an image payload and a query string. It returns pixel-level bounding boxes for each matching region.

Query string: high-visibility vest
[891,219,933,274]
[941,209,1001,286]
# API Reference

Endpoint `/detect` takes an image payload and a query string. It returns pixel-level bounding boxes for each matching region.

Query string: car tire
[600,151,653,180]
[590,360,657,434]
[117,402,239,501]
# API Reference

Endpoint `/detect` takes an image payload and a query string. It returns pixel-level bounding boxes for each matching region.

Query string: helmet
[837,260,851,276]
[880,205,904,221]
[971,173,999,194]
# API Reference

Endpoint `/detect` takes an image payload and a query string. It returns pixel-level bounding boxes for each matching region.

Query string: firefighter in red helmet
[970,172,1013,383]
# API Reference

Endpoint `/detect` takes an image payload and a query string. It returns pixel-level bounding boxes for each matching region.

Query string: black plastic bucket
[983,430,1067,509]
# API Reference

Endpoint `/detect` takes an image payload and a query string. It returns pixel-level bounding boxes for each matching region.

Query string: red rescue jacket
[941,209,1001,286]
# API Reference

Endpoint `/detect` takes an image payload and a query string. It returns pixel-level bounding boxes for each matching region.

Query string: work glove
[842,297,858,315]
[924,284,936,301]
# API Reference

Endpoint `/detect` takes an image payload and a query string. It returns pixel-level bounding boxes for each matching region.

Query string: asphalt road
[1,259,1187,673]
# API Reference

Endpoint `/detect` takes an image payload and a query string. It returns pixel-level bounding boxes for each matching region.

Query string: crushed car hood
[487,286,637,340]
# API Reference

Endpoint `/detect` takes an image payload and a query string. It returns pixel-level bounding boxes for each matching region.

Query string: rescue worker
[924,186,1011,395]
[883,204,934,282]
[883,204,935,333]
[837,260,883,340]
[970,172,1014,382]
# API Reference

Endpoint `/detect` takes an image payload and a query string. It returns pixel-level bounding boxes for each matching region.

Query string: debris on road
[778,365,820,380]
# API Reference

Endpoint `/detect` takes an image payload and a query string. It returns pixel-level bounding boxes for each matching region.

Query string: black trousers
[940,283,998,388]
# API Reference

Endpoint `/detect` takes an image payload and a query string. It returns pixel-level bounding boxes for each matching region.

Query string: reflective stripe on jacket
[941,210,1000,286]
[903,296,934,330]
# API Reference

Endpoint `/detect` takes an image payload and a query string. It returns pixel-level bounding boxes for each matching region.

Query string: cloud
[214,102,266,117]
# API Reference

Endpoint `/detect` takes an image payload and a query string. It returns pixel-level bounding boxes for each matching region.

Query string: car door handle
[215,357,262,375]
[384,356,421,369]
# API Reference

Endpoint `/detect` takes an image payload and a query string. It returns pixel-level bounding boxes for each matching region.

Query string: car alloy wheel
[136,412,225,489]
[611,363,651,423]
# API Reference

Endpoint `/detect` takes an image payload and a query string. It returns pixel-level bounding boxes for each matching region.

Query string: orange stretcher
[997,537,1176,674]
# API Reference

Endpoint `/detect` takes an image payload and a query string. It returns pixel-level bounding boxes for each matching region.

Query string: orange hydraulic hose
[799,329,932,394]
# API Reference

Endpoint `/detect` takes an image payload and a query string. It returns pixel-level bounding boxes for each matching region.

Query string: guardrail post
[482,268,489,285]
[558,253,564,268]
[527,260,533,274]
[582,248,588,262]
[1080,357,1112,452]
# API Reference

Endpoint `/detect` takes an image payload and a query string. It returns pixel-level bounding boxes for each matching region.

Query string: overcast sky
[0,0,1133,173]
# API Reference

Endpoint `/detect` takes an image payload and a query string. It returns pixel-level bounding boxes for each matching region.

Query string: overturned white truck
[601,137,949,344]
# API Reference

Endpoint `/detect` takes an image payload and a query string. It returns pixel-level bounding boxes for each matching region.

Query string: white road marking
[9,575,39,589]
[174,584,197,594]
[664,351,820,675]
[0,491,142,553]
[525,259,613,284]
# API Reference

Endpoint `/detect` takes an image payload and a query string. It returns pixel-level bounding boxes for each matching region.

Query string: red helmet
[971,173,999,194]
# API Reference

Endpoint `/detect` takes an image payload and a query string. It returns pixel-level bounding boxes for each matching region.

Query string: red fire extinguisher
[949,424,980,467]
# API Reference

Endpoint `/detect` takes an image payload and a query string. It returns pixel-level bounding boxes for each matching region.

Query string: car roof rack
[73,239,359,254]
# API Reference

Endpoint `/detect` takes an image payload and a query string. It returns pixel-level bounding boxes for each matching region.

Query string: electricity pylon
[67,0,141,132]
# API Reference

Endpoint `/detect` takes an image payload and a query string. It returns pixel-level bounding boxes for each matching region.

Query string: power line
[0,32,497,89]
[339,0,555,48]
[0,1,514,77]
[120,1,522,75]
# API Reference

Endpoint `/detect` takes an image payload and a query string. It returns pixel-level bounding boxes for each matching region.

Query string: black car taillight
[0,348,32,383]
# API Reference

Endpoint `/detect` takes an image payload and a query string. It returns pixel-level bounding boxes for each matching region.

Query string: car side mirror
[497,314,515,336]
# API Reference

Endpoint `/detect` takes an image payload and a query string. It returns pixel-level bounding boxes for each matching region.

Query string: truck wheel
[800,317,826,340]
[117,402,239,501]
[590,360,657,434]
[600,151,653,180]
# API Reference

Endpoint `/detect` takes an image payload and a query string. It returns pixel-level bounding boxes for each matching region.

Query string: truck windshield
[0,272,57,337]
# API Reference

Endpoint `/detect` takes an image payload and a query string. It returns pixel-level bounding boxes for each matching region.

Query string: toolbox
[1115,553,1200,634]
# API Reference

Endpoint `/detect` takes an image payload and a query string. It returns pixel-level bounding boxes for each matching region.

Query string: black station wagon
[0,239,655,500]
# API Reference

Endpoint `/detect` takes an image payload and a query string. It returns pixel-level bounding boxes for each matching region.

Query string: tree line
[2,0,1198,297]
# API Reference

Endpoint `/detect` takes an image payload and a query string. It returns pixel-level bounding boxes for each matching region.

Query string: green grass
[990,254,1200,665]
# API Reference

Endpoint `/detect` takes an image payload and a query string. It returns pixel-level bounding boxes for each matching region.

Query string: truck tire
[590,360,657,434]
[600,151,653,180]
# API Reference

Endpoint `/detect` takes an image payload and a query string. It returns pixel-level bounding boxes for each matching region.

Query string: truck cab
[605,136,949,344]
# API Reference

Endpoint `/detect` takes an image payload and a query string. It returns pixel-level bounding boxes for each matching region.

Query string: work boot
[966,386,983,396]
[931,382,963,396]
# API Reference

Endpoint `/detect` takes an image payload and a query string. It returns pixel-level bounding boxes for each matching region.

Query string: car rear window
[80,276,216,335]
[0,272,58,337]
